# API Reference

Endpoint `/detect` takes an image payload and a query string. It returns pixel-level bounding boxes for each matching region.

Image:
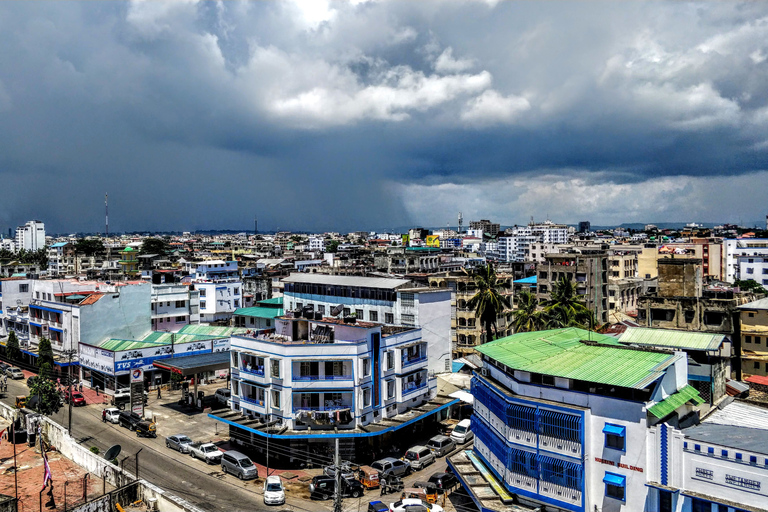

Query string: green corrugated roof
[97,338,165,351]
[233,306,284,319]
[476,328,678,389]
[177,324,246,337]
[618,327,725,352]
[142,331,221,344]
[648,385,705,419]
[258,297,284,305]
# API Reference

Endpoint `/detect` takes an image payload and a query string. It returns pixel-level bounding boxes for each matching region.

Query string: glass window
[369,310,378,322]
[271,359,280,378]
[387,380,395,399]
[385,313,394,324]
[386,352,394,370]
[271,390,280,409]
[362,358,370,377]
[363,388,371,407]
[604,473,625,501]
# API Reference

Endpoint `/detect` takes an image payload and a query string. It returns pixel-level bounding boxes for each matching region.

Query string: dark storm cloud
[0,1,767,233]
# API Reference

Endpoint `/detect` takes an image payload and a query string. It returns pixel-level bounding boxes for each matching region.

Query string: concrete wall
[80,283,151,346]
[415,289,452,374]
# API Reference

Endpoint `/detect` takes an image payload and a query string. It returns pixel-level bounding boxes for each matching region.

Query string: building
[736,297,768,378]
[734,255,768,290]
[724,238,768,283]
[469,220,501,238]
[495,222,570,263]
[211,315,457,463]
[578,221,590,234]
[150,283,200,332]
[307,236,325,252]
[232,297,284,331]
[118,246,139,275]
[47,242,76,276]
[15,220,45,252]
[536,249,609,324]
[374,246,443,274]
[281,273,452,373]
[184,260,243,323]
[448,327,703,512]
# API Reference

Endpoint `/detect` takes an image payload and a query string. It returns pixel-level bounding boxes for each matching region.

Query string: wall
[415,289,452,374]
[80,283,151,346]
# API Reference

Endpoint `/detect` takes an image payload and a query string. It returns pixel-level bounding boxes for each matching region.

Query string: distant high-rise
[578,221,591,233]
[469,219,500,237]
[15,220,45,251]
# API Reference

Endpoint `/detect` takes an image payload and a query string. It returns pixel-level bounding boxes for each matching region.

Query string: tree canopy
[37,337,55,379]
[140,238,169,256]
[542,276,595,329]
[512,289,545,333]
[6,331,21,361]
[28,377,63,416]
[467,264,511,344]
[734,279,767,295]
[75,238,104,256]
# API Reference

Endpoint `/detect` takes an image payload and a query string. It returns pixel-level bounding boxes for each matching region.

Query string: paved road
[2,377,472,512]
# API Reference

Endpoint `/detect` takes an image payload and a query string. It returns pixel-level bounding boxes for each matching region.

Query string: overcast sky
[1,1,768,234]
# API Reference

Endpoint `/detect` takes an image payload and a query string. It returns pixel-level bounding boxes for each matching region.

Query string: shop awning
[153,351,230,376]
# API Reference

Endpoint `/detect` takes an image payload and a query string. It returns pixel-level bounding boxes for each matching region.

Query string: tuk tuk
[358,466,380,489]
[413,482,445,506]
[15,396,26,409]
[400,488,428,502]
[135,420,157,438]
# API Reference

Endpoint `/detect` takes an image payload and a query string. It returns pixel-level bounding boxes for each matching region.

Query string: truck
[189,442,223,464]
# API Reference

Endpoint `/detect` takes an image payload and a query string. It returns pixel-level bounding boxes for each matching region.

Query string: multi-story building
[184,260,243,323]
[449,327,701,512]
[469,220,501,238]
[47,242,76,276]
[736,297,768,378]
[15,220,45,252]
[724,238,768,283]
[734,255,768,290]
[495,222,569,263]
[150,283,200,332]
[212,315,456,462]
[374,246,443,274]
[307,236,325,252]
[281,273,452,374]
[536,249,609,324]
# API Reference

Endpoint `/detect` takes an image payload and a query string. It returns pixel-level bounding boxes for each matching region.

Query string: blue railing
[239,367,265,378]
[292,403,353,412]
[402,355,427,368]
[292,374,353,381]
[240,395,265,407]
[293,375,321,381]
[402,383,427,396]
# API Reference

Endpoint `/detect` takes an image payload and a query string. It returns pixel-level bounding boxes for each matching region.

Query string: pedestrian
[95,385,100,396]
[79,382,83,393]
[102,409,106,423]
[157,386,161,399]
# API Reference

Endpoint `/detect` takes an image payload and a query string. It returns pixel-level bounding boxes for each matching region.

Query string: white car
[389,499,443,512]
[104,408,121,424]
[263,475,285,505]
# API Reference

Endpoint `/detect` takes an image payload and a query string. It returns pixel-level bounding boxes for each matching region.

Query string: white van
[450,419,474,444]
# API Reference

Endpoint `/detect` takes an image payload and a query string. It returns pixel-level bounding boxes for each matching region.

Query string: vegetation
[734,279,767,295]
[139,237,169,256]
[325,240,340,253]
[467,264,511,343]
[74,238,104,256]
[512,290,545,333]
[37,337,55,380]
[0,247,48,267]
[28,377,63,416]
[542,276,595,329]
[6,331,21,361]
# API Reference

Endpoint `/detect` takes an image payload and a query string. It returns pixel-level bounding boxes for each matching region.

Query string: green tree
[75,238,104,256]
[37,337,55,379]
[467,264,512,344]
[734,279,767,295]
[6,331,21,361]
[140,238,169,256]
[326,240,340,253]
[28,377,63,416]
[512,289,545,333]
[542,276,595,329]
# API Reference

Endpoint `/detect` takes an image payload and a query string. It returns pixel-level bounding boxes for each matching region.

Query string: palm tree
[512,289,545,333]
[543,276,595,329]
[466,264,511,344]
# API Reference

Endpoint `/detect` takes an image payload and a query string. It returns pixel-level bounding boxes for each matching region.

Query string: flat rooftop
[282,273,410,289]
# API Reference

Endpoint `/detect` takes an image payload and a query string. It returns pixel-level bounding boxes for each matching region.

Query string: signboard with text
[80,344,116,376]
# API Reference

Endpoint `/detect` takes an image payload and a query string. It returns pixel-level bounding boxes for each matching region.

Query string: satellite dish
[331,304,344,317]
[104,445,122,461]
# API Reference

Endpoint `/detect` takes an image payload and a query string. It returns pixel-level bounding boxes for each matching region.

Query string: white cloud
[434,47,474,74]
[126,0,200,37]
[461,89,530,125]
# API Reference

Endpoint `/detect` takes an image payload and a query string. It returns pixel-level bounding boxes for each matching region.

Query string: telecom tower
[458,212,463,233]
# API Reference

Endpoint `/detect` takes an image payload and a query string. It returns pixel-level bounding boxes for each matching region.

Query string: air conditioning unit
[480,368,489,377]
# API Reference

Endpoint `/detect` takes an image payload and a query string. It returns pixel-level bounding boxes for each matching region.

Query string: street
[1,376,473,512]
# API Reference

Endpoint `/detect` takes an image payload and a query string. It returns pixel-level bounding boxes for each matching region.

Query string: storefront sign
[80,344,115,376]
[595,457,644,473]
[115,340,213,374]
[212,338,230,352]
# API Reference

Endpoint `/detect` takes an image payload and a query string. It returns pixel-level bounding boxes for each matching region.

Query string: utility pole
[66,350,75,435]
[333,437,342,512]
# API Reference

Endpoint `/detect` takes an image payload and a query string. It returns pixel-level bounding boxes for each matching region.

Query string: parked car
[6,367,24,380]
[214,388,231,406]
[189,442,222,464]
[166,434,193,453]
[221,450,258,480]
[427,472,459,492]
[0,362,9,373]
[367,501,389,512]
[263,475,285,506]
[64,391,86,406]
[404,446,435,471]
[323,460,356,480]
[371,457,411,481]
[388,499,443,512]
[136,420,157,438]
[309,475,364,500]
[26,376,39,388]
[450,419,473,444]
[426,435,456,457]
[104,408,121,424]
[118,411,143,431]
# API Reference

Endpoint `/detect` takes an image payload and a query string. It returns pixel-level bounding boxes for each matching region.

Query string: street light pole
[66,350,75,435]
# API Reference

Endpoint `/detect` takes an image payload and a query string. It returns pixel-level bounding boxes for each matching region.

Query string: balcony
[402,355,427,368]
[240,395,266,408]
[238,367,266,383]
[402,382,428,396]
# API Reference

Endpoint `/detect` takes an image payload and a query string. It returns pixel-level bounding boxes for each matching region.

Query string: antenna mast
[458,212,463,233]
[105,193,109,238]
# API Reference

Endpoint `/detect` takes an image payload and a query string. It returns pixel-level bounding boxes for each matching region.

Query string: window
[363,388,371,408]
[749,312,756,317]
[401,314,415,326]
[757,336,762,345]
[362,358,370,377]
[271,390,280,409]
[36,292,40,299]
[175,300,186,308]
[603,424,626,451]
[721,449,728,458]
[387,380,395,399]
[355,309,364,318]
[386,351,394,370]
[200,301,206,309]
[385,313,394,324]
[750,455,757,465]
[401,293,414,307]
[604,472,626,501]
[707,447,714,455]
[343,307,350,317]
[234,287,239,295]
[176,316,185,322]
[300,361,318,378]
[19,284,28,293]
[270,359,281,378]
[691,498,711,512]
[694,444,701,452]
[199,289,206,297]
[736,453,742,461]
[369,310,378,322]
[317,305,325,315]
[325,361,344,378]
[746,335,752,343]
[754,361,761,370]
[659,490,673,512]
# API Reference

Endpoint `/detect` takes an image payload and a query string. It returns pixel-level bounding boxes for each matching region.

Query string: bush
[90,446,100,455]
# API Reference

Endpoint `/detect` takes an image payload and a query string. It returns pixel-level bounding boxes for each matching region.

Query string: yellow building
[118,246,138,274]
[738,297,768,378]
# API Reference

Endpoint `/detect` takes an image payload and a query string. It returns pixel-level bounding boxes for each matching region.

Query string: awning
[603,424,626,437]
[153,351,231,376]
[603,473,626,487]
[448,390,475,405]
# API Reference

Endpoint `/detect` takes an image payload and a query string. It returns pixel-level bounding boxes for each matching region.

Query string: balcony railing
[402,382,427,396]
[293,374,353,381]
[402,355,427,368]
[292,403,353,413]
[240,395,265,407]
[239,367,265,378]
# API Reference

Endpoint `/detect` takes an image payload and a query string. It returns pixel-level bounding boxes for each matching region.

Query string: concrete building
[374,246,443,274]
[307,236,325,252]
[47,242,76,276]
[281,273,452,374]
[232,297,284,331]
[537,249,609,324]
[724,238,768,283]
[15,220,45,252]
[736,297,768,378]
[150,283,200,332]
[449,327,702,512]
[184,260,243,323]
[469,220,501,238]
[734,255,768,290]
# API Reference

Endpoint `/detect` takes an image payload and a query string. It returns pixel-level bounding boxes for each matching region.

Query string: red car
[65,391,86,406]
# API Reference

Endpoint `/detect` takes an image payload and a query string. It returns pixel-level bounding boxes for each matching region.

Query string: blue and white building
[184,260,242,323]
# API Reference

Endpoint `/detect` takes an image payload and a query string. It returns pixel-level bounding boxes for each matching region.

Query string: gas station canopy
[152,351,231,377]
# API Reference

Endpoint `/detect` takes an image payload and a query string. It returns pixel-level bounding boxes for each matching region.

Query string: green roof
[258,297,284,305]
[618,327,725,352]
[233,307,284,319]
[142,331,223,344]
[98,338,165,351]
[476,328,678,389]
[648,385,705,419]
[122,246,135,252]
[177,324,246,337]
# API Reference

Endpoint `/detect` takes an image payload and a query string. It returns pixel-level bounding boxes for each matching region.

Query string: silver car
[166,434,193,454]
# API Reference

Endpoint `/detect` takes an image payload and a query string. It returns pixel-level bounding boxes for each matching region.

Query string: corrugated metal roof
[704,400,768,430]
[647,385,704,419]
[177,324,246,337]
[476,328,677,389]
[737,297,768,310]
[282,273,410,289]
[233,307,284,319]
[258,297,284,305]
[683,424,768,456]
[79,293,104,305]
[142,331,222,344]
[618,327,725,352]
[98,338,165,351]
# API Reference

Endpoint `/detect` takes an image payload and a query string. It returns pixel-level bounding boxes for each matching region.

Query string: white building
[47,242,76,276]
[496,223,569,263]
[734,255,768,289]
[308,236,326,252]
[281,273,452,374]
[150,283,200,331]
[15,220,46,252]
[724,238,768,283]
[184,260,242,323]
